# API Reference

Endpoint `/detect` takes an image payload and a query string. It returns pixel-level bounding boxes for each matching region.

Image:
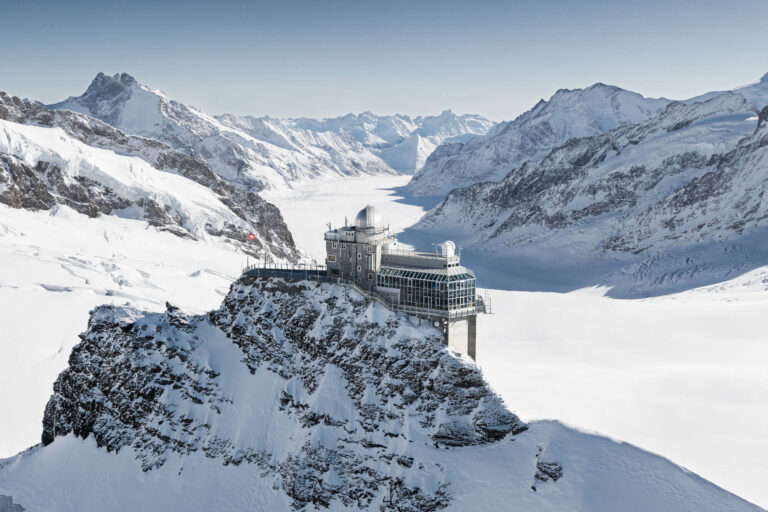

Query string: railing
[241,265,487,319]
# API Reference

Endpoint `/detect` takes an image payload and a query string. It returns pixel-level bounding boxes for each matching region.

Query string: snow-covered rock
[413,92,767,295]
[405,83,671,197]
[51,74,493,189]
[289,110,495,173]
[0,276,762,511]
[0,92,298,261]
[51,73,391,189]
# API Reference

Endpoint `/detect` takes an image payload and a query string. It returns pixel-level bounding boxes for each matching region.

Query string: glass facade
[376,267,476,311]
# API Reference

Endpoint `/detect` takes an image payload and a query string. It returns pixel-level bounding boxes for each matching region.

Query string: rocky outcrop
[0,496,25,512]
[40,277,527,510]
[0,155,129,217]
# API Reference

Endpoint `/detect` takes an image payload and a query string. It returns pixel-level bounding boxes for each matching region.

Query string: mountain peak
[85,72,138,95]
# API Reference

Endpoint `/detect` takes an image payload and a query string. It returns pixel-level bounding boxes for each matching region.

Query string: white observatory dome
[355,205,385,230]
[440,240,456,257]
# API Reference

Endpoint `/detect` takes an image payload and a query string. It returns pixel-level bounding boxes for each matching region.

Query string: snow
[261,175,768,508]
[50,74,495,190]
[1,173,767,508]
[1,420,760,512]
[0,119,245,237]
[0,204,246,458]
[405,83,671,197]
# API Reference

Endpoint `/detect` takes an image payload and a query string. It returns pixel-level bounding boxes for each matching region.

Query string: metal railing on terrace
[241,264,487,319]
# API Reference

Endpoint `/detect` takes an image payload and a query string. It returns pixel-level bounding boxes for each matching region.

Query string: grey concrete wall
[468,315,477,360]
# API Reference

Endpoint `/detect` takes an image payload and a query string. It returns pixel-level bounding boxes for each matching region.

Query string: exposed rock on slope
[51,74,492,189]
[41,277,524,509]
[283,110,495,173]
[412,93,766,295]
[405,83,670,197]
[0,277,762,511]
[52,74,493,187]
[51,72,389,189]
[0,92,297,260]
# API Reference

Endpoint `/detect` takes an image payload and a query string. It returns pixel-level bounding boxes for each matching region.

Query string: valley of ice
[2,175,765,509]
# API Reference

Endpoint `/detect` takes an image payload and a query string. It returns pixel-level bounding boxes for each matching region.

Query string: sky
[1,0,768,121]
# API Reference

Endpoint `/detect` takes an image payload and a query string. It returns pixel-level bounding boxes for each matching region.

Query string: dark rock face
[0,496,25,512]
[0,92,297,260]
[41,278,529,510]
[0,155,129,216]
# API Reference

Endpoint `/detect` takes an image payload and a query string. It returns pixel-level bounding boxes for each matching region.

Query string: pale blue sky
[1,0,767,121]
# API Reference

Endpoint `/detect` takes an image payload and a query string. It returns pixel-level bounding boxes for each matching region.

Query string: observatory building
[325,205,486,360]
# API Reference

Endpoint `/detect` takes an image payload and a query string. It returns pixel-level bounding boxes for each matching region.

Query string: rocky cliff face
[405,83,670,197]
[40,277,526,510]
[0,92,297,260]
[0,277,761,511]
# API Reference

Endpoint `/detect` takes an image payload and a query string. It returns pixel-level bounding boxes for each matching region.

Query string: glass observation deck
[375,266,476,311]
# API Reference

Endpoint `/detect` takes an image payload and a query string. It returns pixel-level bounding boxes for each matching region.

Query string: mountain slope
[51,74,493,189]
[51,73,395,189]
[288,110,495,173]
[412,93,763,295]
[405,83,670,197]
[0,276,761,511]
[0,92,297,261]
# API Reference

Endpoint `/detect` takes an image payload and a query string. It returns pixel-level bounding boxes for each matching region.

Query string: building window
[357,253,361,259]
[341,243,346,249]
[332,242,338,249]
[366,246,372,253]
[328,255,336,262]
[357,265,362,272]
[367,272,374,280]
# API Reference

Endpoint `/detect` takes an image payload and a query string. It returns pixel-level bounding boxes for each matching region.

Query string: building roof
[355,205,385,230]
[378,265,475,280]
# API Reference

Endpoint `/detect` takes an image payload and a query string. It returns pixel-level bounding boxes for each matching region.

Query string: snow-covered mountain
[412,92,767,295]
[405,83,671,197]
[288,110,495,173]
[687,71,768,109]
[0,276,761,511]
[51,73,394,189]
[51,73,493,189]
[0,92,298,261]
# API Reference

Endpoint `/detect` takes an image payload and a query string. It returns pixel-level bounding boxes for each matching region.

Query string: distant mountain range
[405,83,671,197]
[1,72,491,261]
[409,75,768,296]
[52,73,493,189]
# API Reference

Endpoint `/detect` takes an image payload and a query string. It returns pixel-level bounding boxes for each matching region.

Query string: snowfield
[1,174,766,508]
[0,204,246,458]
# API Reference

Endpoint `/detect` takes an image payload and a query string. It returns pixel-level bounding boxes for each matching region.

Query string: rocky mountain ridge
[52,73,493,189]
[413,92,766,295]
[405,83,671,197]
[0,92,298,260]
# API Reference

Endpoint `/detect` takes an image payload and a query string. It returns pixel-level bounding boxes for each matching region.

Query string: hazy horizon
[2,0,768,121]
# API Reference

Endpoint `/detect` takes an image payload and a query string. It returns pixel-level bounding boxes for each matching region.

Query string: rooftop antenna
[327,222,332,232]
[344,216,348,227]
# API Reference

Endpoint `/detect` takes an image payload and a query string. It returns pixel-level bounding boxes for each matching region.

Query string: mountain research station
[246,205,488,360]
